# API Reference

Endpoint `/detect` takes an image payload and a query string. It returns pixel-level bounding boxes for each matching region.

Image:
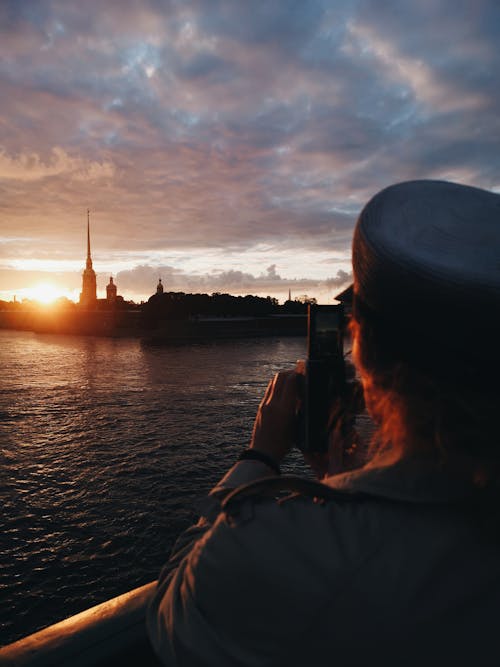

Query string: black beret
[353,180,500,368]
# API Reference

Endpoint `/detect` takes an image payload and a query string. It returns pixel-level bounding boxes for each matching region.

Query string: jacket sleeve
[152,459,278,580]
[146,459,286,665]
[146,462,334,666]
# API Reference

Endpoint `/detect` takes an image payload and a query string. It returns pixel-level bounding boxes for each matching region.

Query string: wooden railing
[0,581,162,667]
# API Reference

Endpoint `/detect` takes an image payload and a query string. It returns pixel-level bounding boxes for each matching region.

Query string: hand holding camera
[249,304,364,476]
[249,369,300,464]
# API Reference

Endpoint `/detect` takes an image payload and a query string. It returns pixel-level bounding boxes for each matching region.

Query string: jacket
[147,456,500,666]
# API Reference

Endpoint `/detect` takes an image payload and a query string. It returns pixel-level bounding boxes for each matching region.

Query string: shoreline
[0,310,307,341]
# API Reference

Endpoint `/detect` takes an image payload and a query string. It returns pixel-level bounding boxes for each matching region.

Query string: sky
[1,0,500,304]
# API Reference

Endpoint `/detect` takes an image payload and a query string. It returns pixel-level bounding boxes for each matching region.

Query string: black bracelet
[238,449,281,475]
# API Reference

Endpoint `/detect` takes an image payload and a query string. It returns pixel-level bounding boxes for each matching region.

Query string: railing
[0,581,162,667]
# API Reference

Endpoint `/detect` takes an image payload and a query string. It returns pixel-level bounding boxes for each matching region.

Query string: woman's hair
[351,306,500,467]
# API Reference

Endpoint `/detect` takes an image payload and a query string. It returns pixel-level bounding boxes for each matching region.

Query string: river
[0,329,308,645]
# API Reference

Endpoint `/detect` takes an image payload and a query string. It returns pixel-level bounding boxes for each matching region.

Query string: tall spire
[80,208,97,307]
[86,209,93,270]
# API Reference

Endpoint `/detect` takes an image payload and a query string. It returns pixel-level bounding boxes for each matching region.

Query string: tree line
[143,291,313,325]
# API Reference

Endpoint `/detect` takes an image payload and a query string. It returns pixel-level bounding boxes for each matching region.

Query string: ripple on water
[0,331,307,644]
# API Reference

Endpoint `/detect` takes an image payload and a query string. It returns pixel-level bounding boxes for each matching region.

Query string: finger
[295,359,305,376]
[272,369,297,392]
[259,377,275,406]
[264,370,297,406]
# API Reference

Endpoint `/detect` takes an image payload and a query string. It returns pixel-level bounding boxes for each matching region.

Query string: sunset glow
[26,283,70,305]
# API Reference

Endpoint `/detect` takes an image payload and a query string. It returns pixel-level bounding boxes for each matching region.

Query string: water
[0,329,307,645]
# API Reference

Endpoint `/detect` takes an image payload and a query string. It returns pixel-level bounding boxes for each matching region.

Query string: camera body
[299,304,346,453]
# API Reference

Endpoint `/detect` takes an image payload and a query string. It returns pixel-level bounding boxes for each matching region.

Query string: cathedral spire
[86,209,93,270]
[80,209,97,308]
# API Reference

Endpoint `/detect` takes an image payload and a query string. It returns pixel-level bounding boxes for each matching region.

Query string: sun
[29,283,64,304]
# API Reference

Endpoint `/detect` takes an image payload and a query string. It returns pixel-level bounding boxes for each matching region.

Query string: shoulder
[222,474,370,515]
[201,475,387,579]
[219,473,380,536]
[212,473,422,582]
[180,478,362,635]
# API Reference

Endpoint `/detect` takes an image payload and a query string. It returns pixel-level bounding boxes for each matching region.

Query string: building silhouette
[106,276,117,304]
[79,210,97,308]
[156,278,164,294]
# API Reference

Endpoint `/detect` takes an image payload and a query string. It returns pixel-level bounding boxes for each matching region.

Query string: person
[147,180,500,666]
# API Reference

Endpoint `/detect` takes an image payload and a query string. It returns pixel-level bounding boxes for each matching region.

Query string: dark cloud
[0,0,52,33]
[177,53,238,83]
[195,0,326,49]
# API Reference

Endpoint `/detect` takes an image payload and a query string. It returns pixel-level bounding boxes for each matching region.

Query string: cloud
[1,0,500,299]
[0,261,352,304]
[114,263,352,299]
[324,269,351,289]
[346,21,486,115]
[0,147,115,182]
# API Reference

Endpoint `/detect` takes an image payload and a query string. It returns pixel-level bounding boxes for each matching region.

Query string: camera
[298,304,347,453]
